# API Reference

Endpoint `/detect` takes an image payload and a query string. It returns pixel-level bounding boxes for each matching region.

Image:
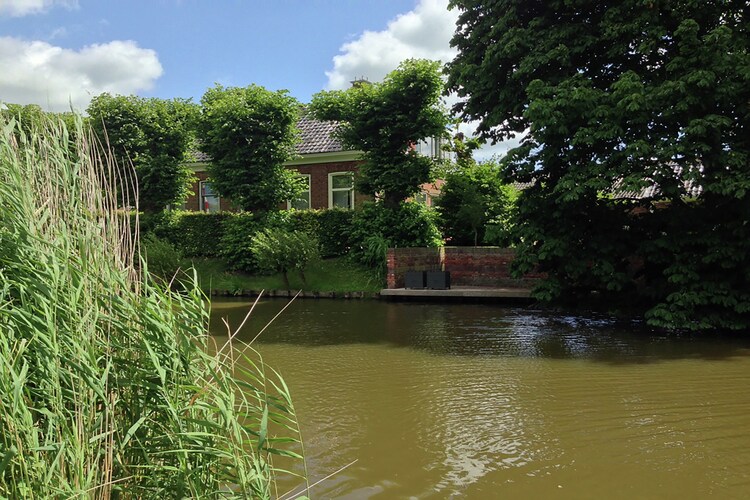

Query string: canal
[210,298,750,499]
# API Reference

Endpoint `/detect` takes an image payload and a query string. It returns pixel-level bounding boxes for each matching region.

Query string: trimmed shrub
[288,208,353,258]
[219,212,264,272]
[167,211,234,257]
[141,208,356,269]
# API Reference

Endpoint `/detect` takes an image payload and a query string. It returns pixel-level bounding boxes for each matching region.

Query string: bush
[141,234,183,281]
[288,208,354,257]
[167,211,234,257]
[219,212,265,272]
[360,234,389,275]
[141,208,355,270]
[435,161,519,246]
[250,228,321,288]
[350,201,442,264]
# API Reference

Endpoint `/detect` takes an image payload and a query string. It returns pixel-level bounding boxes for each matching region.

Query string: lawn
[186,256,384,294]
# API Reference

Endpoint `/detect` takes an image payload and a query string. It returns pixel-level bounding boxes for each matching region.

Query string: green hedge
[141,211,233,258]
[140,205,437,273]
[140,209,356,272]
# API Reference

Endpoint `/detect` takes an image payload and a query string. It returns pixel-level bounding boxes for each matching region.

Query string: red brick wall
[185,171,235,212]
[184,171,207,211]
[186,160,366,211]
[386,248,442,288]
[291,161,365,209]
[387,247,543,289]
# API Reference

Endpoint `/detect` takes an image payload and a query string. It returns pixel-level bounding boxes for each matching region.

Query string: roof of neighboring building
[610,164,703,199]
[187,114,346,163]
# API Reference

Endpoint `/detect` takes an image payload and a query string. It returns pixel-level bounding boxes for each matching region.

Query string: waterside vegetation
[0,116,307,498]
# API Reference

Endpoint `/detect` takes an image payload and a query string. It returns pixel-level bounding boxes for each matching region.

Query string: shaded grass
[189,257,384,293]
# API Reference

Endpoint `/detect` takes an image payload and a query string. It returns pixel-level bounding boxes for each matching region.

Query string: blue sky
[0,0,455,107]
[0,0,516,156]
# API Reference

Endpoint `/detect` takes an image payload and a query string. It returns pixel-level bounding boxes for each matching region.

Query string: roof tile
[187,114,346,162]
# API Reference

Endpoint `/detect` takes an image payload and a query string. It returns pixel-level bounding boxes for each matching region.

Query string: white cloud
[325,0,458,90]
[0,37,163,111]
[325,0,520,160]
[0,0,78,17]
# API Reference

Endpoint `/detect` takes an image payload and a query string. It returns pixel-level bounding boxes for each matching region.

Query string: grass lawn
[186,256,384,293]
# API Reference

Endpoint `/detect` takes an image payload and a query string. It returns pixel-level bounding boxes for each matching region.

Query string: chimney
[350,77,370,88]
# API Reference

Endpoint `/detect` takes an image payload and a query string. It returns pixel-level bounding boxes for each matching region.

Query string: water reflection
[209,298,750,498]
[210,298,750,363]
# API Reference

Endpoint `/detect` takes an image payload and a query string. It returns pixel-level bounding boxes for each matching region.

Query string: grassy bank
[188,257,384,294]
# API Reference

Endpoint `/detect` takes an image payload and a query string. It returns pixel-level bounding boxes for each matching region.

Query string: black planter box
[426,271,451,290]
[404,270,426,289]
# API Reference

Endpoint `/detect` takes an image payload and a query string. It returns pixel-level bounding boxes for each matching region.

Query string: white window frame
[328,172,355,209]
[287,174,311,210]
[200,180,220,212]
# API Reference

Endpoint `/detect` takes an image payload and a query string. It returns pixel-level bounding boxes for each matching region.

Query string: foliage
[350,201,442,264]
[142,209,355,267]
[141,233,183,281]
[219,212,290,273]
[310,59,450,207]
[87,93,198,212]
[190,256,382,293]
[360,234,389,276]
[435,159,519,246]
[198,84,303,212]
[288,208,354,258]
[1,104,79,139]
[250,228,321,289]
[153,210,234,258]
[446,0,750,329]
[0,116,306,498]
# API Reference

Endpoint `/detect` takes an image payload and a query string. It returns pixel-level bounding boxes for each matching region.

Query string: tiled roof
[296,114,345,154]
[610,164,703,199]
[189,150,212,163]
[187,114,346,162]
[504,166,703,200]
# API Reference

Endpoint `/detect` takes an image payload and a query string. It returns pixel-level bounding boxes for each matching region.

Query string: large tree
[197,84,302,212]
[87,94,198,212]
[446,1,750,329]
[309,59,450,207]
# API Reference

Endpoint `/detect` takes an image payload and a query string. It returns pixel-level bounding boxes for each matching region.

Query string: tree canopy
[197,84,302,212]
[309,59,450,207]
[87,94,198,213]
[446,0,750,330]
[436,157,518,247]
[1,104,79,140]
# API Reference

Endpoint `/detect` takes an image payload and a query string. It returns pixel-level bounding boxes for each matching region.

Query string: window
[415,137,443,159]
[200,181,220,213]
[414,191,429,205]
[328,172,354,209]
[288,174,311,210]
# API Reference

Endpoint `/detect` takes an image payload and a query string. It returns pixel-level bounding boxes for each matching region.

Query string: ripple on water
[211,299,750,498]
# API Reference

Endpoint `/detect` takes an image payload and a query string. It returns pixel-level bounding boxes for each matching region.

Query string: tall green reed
[0,115,307,498]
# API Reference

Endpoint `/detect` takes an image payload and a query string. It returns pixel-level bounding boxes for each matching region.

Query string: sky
[0,0,516,157]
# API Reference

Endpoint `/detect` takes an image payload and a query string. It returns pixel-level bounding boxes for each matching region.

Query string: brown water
[210,298,750,499]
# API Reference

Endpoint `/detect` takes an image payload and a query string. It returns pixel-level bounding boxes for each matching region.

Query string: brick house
[183,114,445,212]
